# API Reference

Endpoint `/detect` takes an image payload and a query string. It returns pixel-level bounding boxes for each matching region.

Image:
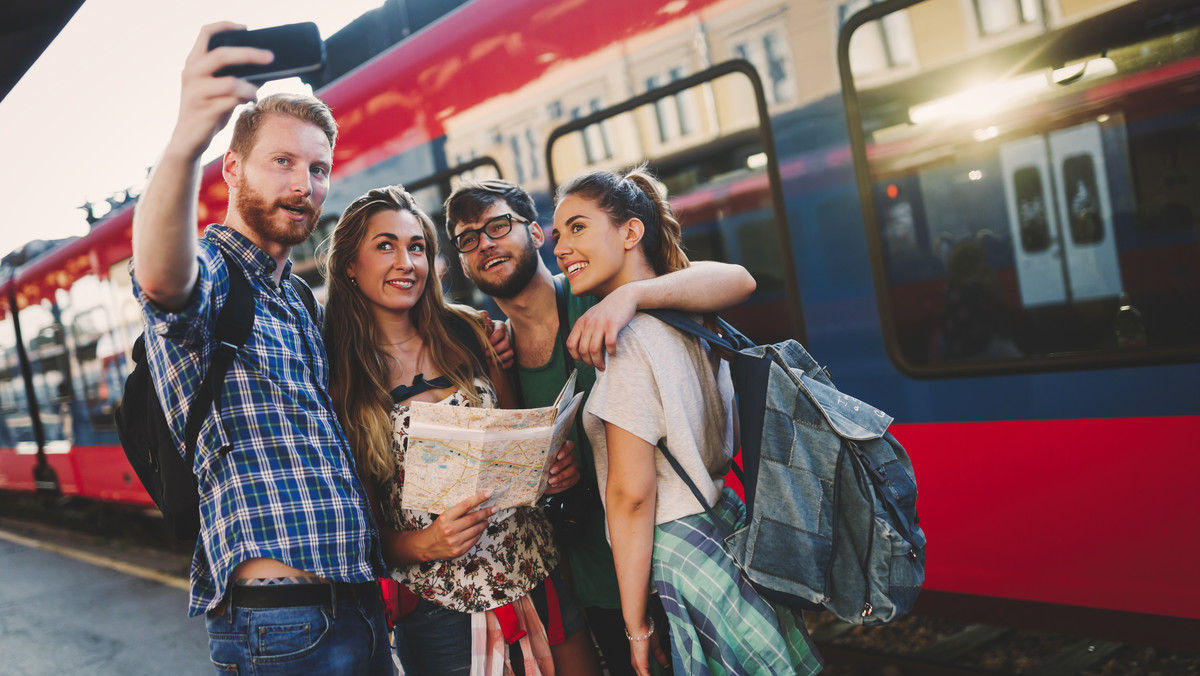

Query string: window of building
[839,0,917,78]
[973,0,1039,36]
[646,68,700,144]
[570,100,615,165]
[731,28,796,105]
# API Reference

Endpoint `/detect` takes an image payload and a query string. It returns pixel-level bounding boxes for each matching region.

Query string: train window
[0,350,20,447]
[682,225,724,263]
[68,303,122,430]
[547,61,804,345]
[734,217,787,296]
[10,305,71,443]
[1129,119,1200,233]
[1062,154,1104,246]
[1013,167,1051,253]
[841,0,1200,374]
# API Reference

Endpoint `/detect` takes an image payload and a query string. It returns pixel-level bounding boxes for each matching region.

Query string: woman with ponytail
[324,185,598,675]
[553,167,823,676]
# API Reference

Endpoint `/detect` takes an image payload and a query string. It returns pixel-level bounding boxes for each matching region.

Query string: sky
[0,0,386,258]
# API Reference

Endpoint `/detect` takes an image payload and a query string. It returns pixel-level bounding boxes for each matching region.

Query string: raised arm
[132,22,271,311]
[567,261,755,369]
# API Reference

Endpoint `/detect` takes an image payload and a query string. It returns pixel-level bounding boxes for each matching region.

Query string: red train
[1,0,1197,649]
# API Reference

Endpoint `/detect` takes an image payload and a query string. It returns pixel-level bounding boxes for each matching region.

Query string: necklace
[384,332,420,347]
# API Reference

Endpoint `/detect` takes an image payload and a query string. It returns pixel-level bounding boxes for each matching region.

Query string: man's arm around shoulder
[567,261,755,369]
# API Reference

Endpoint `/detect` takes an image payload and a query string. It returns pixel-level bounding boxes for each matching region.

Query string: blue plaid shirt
[133,225,383,616]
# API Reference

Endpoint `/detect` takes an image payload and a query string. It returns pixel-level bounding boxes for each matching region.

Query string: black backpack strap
[510,275,574,406]
[286,272,319,323]
[656,439,726,531]
[552,275,572,377]
[180,251,255,463]
[445,312,489,373]
[552,275,587,450]
[642,309,754,352]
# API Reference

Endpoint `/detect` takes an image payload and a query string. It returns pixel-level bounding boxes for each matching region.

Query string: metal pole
[6,273,58,496]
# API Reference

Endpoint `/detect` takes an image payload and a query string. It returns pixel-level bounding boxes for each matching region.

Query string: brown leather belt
[229,581,377,609]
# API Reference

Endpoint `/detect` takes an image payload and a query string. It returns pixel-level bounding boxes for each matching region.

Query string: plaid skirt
[652,487,823,676]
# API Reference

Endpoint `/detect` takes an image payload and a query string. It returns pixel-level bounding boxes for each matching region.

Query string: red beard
[234,177,322,247]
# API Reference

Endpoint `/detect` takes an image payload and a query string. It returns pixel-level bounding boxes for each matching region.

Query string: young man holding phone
[131,23,390,673]
[445,180,755,674]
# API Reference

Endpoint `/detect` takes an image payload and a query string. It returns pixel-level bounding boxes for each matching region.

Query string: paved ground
[0,518,210,676]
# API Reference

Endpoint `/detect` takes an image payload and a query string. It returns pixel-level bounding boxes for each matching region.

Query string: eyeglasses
[451,213,529,253]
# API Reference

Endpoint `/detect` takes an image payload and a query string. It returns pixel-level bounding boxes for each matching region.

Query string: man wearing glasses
[444,179,755,674]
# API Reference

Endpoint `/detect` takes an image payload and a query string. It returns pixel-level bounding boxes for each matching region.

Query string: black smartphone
[208,22,325,84]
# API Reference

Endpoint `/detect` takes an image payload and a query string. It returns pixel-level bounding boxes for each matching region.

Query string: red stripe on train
[723,416,1200,621]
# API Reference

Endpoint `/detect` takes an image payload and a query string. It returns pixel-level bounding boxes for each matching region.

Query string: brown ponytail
[555,163,690,275]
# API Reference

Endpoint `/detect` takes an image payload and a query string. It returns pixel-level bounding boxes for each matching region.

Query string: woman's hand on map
[418,491,497,561]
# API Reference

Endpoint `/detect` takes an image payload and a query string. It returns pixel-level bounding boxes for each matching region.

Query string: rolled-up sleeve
[130,245,219,348]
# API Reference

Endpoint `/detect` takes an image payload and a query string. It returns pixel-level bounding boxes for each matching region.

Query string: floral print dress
[381,379,558,612]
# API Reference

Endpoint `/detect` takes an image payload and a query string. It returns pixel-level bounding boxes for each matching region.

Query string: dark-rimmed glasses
[451,213,529,253]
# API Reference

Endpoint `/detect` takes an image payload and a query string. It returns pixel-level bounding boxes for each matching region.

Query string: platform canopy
[0,1,85,103]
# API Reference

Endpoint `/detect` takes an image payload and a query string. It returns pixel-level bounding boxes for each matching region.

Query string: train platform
[2,502,1198,675]
[0,518,210,675]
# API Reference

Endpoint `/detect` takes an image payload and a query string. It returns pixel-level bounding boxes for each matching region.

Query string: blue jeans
[205,583,391,675]
[394,599,473,675]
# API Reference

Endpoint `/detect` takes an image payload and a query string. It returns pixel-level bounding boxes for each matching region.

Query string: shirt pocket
[194,410,233,483]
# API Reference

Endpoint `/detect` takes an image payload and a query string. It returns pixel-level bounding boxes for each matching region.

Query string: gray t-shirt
[584,313,736,528]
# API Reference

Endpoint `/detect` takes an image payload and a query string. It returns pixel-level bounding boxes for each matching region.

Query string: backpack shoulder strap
[656,439,725,531]
[510,276,574,406]
[641,309,754,352]
[180,251,255,462]
[445,312,489,373]
[286,273,319,323]
[552,275,572,378]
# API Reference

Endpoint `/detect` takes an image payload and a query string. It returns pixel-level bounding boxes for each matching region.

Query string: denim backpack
[646,310,926,625]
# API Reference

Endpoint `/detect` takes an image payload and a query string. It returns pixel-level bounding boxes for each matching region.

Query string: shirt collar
[204,224,294,281]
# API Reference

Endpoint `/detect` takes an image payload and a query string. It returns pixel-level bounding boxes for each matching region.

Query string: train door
[1000,121,1123,308]
[1000,136,1066,306]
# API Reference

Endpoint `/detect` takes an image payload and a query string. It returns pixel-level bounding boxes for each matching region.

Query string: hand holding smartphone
[208,22,325,85]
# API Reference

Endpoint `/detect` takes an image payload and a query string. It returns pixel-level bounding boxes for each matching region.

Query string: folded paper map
[401,370,583,513]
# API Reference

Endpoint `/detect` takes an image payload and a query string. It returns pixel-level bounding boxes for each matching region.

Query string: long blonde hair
[322,185,494,485]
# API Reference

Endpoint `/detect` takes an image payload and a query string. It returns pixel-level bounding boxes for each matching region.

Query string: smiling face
[345,209,430,319]
[552,193,638,298]
[453,200,541,299]
[227,114,332,249]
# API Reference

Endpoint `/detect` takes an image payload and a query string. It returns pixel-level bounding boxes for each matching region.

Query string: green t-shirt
[516,275,620,609]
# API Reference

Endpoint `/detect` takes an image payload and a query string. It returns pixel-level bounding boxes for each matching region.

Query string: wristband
[624,617,655,641]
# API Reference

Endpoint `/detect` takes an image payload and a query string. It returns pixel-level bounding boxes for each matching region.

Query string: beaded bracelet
[624,617,655,641]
